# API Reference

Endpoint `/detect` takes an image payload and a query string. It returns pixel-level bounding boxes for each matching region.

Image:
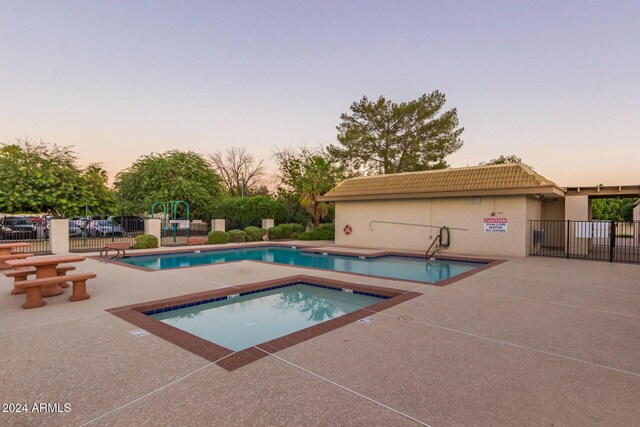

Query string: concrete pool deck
[1,243,639,426]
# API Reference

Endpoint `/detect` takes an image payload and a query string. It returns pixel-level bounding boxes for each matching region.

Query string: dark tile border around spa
[95,243,503,287]
[107,275,422,371]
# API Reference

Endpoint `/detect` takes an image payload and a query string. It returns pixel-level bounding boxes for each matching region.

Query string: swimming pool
[119,246,481,283]
[150,282,385,351]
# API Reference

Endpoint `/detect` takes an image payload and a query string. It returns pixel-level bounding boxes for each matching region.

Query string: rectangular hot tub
[149,282,385,351]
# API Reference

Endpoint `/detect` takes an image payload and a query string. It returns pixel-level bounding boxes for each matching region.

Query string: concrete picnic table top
[0,242,32,255]
[6,255,86,269]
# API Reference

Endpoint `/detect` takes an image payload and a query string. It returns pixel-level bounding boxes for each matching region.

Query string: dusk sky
[1,1,638,186]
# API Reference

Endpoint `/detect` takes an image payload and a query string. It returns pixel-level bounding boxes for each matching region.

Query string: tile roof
[320,163,562,200]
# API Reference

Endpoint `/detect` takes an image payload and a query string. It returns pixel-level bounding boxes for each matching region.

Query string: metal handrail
[425,234,441,261]
[369,220,468,231]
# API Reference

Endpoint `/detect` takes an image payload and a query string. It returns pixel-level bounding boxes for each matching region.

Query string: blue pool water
[121,247,480,283]
[150,283,383,351]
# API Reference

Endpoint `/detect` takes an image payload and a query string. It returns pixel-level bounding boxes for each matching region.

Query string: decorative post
[49,219,70,254]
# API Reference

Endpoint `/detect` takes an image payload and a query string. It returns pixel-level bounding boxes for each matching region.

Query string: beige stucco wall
[564,195,592,255]
[565,195,589,221]
[538,198,566,249]
[542,198,564,220]
[335,195,530,257]
[525,197,543,254]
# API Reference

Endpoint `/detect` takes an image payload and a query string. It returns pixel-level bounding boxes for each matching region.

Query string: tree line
[8,91,580,224]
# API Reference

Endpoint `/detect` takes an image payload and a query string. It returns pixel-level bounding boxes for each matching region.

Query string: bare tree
[208,147,266,196]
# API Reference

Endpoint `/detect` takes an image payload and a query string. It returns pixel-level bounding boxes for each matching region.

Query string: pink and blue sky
[1,1,638,186]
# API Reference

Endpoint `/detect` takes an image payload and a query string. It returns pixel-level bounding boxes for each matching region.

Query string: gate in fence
[160,220,210,246]
[530,220,640,263]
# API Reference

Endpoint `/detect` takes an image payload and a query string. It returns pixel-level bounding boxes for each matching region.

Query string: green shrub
[279,224,293,238]
[228,229,248,243]
[298,224,335,241]
[289,223,304,234]
[132,234,159,249]
[244,226,267,242]
[268,225,284,239]
[207,230,229,244]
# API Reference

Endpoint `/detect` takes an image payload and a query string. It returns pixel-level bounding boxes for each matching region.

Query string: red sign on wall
[483,217,508,232]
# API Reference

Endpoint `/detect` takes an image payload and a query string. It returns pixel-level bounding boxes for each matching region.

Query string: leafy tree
[275,148,344,227]
[592,198,635,221]
[275,188,314,225]
[208,147,266,196]
[210,195,287,230]
[83,163,118,215]
[0,138,115,217]
[114,150,222,219]
[328,92,464,174]
[481,154,522,165]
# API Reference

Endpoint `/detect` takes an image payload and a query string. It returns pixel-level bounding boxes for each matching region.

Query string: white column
[49,219,69,254]
[212,219,225,232]
[144,219,162,241]
[262,219,274,229]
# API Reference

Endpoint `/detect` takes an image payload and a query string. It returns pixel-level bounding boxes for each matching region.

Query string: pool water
[121,247,479,283]
[150,283,384,351]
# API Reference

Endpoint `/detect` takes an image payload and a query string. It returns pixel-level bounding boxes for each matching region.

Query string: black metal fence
[0,216,51,254]
[69,216,145,252]
[530,220,640,263]
[161,220,210,246]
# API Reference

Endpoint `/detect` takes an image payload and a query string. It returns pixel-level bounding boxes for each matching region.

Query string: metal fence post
[566,220,570,259]
[609,219,616,262]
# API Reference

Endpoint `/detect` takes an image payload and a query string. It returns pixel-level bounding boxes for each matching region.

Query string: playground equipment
[151,201,191,243]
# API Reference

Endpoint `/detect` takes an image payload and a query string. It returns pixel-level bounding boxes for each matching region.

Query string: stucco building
[318,164,640,258]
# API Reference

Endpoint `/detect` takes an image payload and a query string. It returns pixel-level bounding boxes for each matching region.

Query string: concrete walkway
[1,248,639,426]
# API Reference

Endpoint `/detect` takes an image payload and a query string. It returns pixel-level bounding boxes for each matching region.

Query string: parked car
[68,221,83,237]
[87,220,125,237]
[108,215,145,233]
[26,216,44,225]
[0,216,37,239]
[68,217,91,229]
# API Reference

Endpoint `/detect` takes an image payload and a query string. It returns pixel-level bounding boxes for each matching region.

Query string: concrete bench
[100,242,131,259]
[186,237,207,245]
[15,273,97,309]
[5,266,77,295]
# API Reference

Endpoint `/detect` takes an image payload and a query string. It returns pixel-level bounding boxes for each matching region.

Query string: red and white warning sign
[483,217,508,232]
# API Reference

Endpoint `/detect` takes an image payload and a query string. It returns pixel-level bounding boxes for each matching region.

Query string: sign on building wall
[483,217,508,232]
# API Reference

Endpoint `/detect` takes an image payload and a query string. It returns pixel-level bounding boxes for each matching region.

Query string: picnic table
[0,243,33,270]
[6,255,86,297]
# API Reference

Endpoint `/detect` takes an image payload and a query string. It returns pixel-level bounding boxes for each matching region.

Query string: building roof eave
[318,186,565,202]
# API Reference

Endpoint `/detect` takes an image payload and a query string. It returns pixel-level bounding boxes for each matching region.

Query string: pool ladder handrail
[425,235,441,261]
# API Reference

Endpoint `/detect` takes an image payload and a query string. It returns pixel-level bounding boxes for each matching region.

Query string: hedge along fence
[133,234,159,249]
[299,223,335,241]
[268,223,305,240]
[207,230,229,244]
[210,196,288,231]
[244,226,267,242]
[228,229,247,243]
